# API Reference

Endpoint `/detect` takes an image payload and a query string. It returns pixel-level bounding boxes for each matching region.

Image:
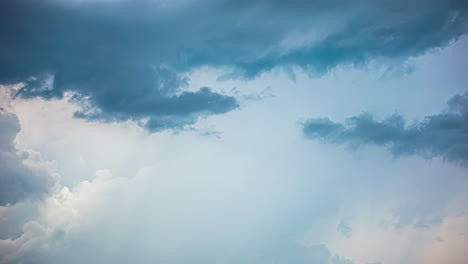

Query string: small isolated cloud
[337,218,352,238]
[0,108,57,206]
[303,91,468,164]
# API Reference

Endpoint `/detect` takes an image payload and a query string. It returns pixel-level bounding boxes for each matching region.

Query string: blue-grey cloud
[303,91,468,164]
[17,65,238,132]
[1,0,467,130]
[337,218,352,238]
[0,108,56,206]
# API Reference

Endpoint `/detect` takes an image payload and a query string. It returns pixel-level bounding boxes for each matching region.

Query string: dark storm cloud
[303,91,468,164]
[0,0,467,130]
[0,109,56,206]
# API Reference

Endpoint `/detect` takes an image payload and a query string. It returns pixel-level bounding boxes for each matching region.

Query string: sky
[0,0,467,263]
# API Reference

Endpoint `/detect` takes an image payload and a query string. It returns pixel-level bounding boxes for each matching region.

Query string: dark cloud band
[303,91,468,164]
[1,0,467,131]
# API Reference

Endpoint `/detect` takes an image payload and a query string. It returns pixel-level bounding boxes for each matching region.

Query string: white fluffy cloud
[0,93,58,206]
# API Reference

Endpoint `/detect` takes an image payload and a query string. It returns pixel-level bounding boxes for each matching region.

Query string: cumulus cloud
[1,0,467,130]
[0,113,464,264]
[0,108,58,206]
[303,91,468,164]
[0,166,370,264]
[1,162,465,264]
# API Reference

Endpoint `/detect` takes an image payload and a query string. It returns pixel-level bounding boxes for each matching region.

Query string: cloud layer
[303,91,468,163]
[0,1,467,263]
[1,0,467,130]
[1,87,467,264]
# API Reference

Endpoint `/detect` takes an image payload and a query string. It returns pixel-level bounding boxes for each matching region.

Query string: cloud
[0,117,464,264]
[302,91,468,164]
[0,165,365,264]
[1,0,467,130]
[16,66,238,132]
[337,218,352,238]
[0,108,58,206]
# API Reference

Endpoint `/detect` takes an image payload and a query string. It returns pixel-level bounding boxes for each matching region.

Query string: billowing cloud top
[0,108,57,205]
[1,0,467,131]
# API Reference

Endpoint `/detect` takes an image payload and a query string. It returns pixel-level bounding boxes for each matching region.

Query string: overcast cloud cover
[1,0,468,263]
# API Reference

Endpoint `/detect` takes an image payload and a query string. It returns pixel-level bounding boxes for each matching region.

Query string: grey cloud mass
[0,109,56,206]
[303,91,468,164]
[1,0,467,131]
